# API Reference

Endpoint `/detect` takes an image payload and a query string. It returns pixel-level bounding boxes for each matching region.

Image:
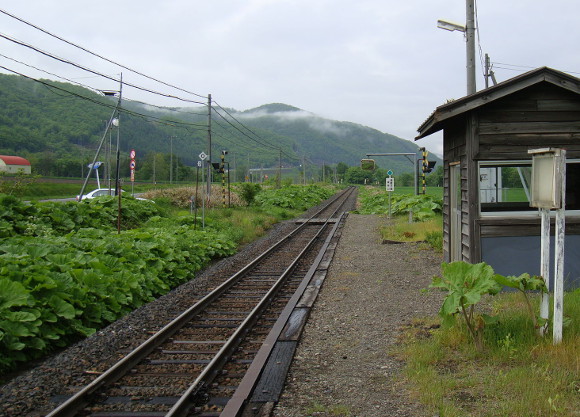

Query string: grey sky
[1,0,579,157]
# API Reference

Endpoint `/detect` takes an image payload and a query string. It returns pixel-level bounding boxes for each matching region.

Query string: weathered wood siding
[475,83,580,160]
[442,81,580,265]
[443,118,471,263]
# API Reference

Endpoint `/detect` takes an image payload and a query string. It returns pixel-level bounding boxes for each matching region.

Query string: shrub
[238,183,262,206]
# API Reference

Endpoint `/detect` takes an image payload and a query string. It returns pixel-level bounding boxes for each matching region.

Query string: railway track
[45,186,357,417]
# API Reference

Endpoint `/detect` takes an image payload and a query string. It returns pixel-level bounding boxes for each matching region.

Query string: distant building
[0,155,32,174]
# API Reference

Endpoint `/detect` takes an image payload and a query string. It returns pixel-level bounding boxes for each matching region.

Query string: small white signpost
[386,170,394,218]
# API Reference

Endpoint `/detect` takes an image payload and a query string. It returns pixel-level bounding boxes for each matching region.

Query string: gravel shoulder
[273,213,444,417]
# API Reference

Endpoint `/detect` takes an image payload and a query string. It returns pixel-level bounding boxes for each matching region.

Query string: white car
[76,188,149,201]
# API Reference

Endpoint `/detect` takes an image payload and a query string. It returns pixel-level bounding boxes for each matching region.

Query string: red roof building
[0,155,32,174]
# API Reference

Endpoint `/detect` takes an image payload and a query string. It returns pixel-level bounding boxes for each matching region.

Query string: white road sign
[199,152,208,160]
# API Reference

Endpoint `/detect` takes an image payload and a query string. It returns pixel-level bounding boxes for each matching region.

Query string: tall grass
[379,215,442,243]
[397,289,580,416]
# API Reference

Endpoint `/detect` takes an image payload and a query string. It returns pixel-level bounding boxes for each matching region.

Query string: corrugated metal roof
[0,155,31,166]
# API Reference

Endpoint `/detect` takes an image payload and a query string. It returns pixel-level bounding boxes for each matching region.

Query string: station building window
[478,160,580,216]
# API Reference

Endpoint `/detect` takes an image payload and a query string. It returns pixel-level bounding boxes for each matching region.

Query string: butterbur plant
[493,272,547,329]
[430,261,502,351]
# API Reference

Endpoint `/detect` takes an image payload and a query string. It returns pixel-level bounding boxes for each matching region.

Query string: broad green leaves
[431,262,548,351]
[359,191,443,221]
[254,185,334,211]
[0,194,237,373]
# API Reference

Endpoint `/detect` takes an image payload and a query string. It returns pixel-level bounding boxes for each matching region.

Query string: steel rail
[165,197,343,416]
[169,188,355,416]
[45,187,354,417]
[220,191,352,416]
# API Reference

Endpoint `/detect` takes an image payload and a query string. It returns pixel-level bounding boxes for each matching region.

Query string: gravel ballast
[0,210,444,416]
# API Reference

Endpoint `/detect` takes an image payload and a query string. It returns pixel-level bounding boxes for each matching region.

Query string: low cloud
[240,108,351,137]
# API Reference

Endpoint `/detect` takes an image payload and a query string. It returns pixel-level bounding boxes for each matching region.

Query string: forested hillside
[0,73,433,178]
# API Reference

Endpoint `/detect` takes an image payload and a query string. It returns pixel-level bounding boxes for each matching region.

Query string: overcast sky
[1,0,579,157]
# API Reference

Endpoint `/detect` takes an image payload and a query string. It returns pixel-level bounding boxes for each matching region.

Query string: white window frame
[478,159,580,217]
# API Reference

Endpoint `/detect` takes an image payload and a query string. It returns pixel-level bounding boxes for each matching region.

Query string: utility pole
[484,53,497,88]
[206,94,212,199]
[278,148,282,188]
[114,74,122,197]
[438,0,476,95]
[466,0,476,95]
[169,136,174,184]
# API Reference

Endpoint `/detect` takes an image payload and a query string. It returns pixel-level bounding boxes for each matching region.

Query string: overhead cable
[0,52,106,95]
[0,8,208,100]
[492,61,580,75]
[213,102,299,161]
[0,32,207,105]
[0,64,207,130]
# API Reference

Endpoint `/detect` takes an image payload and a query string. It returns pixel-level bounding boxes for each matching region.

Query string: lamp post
[437,0,476,95]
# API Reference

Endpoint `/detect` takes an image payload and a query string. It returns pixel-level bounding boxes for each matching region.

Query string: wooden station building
[416,67,580,289]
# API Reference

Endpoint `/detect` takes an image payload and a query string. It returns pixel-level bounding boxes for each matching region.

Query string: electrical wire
[474,0,486,80]
[0,64,208,130]
[212,107,279,152]
[122,97,208,117]
[0,52,106,95]
[0,32,207,106]
[211,129,257,154]
[213,101,277,148]
[0,7,306,164]
[211,119,268,154]
[0,8,208,100]
[212,101,300,161]
[492,62,580,76]
[0,52,208,119]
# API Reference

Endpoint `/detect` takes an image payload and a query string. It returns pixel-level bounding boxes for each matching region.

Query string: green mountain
[235,103,425,171]
[0,73,435,177]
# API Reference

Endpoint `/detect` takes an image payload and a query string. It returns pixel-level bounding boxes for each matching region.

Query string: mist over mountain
[0,74,435,175]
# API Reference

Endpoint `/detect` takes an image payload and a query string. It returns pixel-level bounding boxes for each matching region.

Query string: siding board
[479,121,580,135]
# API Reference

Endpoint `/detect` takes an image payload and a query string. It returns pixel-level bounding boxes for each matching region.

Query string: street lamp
[438,0,476,95]
[437,19,465,32]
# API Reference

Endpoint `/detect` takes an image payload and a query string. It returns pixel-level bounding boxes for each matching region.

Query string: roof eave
[415,67,580,141]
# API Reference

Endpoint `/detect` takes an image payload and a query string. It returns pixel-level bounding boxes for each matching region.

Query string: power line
[213,101,299,161]
[0,8,208,100]
[122,97,208,117]
[474,0,486,80]
[492,62,580,76]
[0,52,208,120]
[0,52,105,95]
[0,32,207,105]
[212,107,278,151]
[0,64,208,130]
[211,129,257,154]
[213,102,277,149]
[211,119,267,154]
